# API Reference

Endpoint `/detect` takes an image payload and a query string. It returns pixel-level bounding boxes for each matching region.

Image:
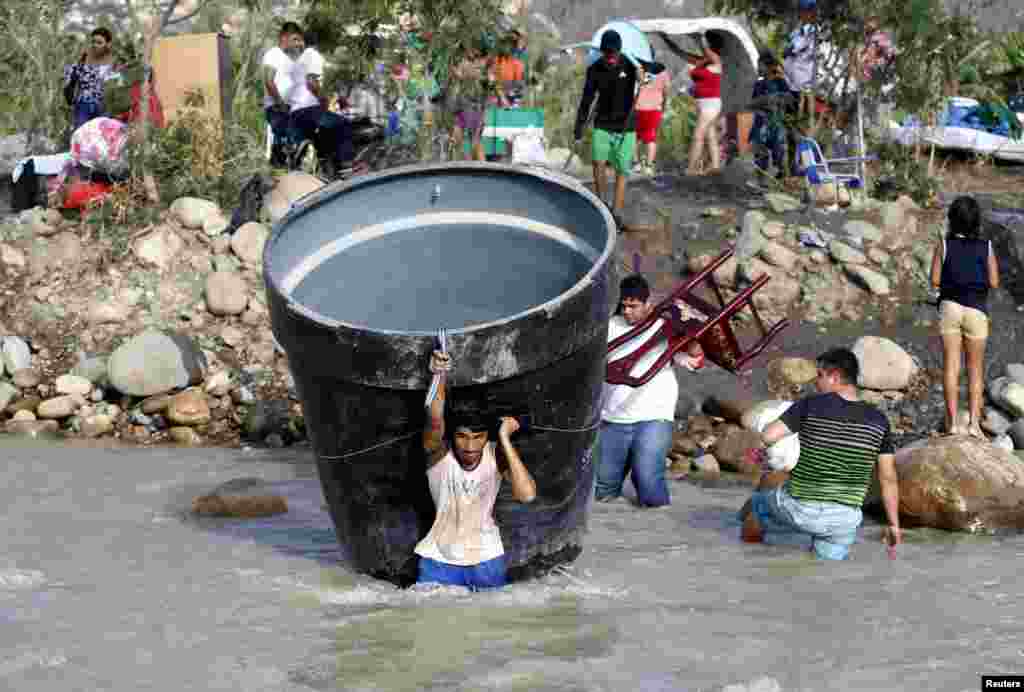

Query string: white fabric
[12,153,72,183]
[696,97,722,115]
[290,48,325,112]
[511,131,548,166]
[748,401,800,471]
[262,46,296,108]
[602,315,679,424]
[414,442,505,566]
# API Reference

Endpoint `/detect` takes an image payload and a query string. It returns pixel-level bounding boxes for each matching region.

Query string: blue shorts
[750,485,862,560]
[417,555,508,590]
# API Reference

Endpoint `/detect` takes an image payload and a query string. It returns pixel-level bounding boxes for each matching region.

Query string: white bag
[510,130,548,166]
[748,401,800,471]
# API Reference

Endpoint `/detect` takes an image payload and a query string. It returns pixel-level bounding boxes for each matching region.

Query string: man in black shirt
[574,30,638,227]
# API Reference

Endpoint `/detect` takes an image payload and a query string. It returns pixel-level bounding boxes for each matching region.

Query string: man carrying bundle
[416,350,537,590]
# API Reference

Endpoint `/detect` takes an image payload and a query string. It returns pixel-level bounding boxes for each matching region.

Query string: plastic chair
[795,136,874,207]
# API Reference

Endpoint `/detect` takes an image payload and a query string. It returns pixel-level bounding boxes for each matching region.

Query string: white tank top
[414,442,504,566]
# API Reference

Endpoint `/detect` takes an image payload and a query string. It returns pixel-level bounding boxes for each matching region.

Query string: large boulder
[264,172,324,224]
[758,241,799,271]
[134,225,184,271]
[230,222,269,266]
[852,336,917,390]
[170,197,220,230]
[204,271,249,316]
[192,478,288,518]
[767,357,817,386]
[997,381,1024,419]
[866,437,1024,532]
[107,330,206,397]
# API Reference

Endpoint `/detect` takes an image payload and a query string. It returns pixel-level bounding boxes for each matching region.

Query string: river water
[2,439,1021,691]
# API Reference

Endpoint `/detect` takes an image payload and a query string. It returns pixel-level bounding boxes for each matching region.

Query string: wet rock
[10,368,38,388]
[134,226,184,271]
[829,240,866,265]
[170,197,220,230]
[843,219,882,243]
[264,172,324,224]
[1008,420,1024,450]
[866,436,1024,532]
[242,399,289,440]
[0,382,17,410]
[767,357,817,386]
[169,426,202,446]
[55,374,93,397]
[37,395,84,419]
[5,419,59,438]
[1007,363,1024,386]
[6,395,41,415]
[852,336,916,390]
[204,271,249,316]
[982,407,1013,436]
[759,241,799,271]
[844,264,891,295]
[191,478,288,518]
[711,428,763,473]
[166,388,211,426]
[107,330,206,397]
[1,335,31,375]
[230,222,269,266]
[765,192,800,214]
[80,414,113,438]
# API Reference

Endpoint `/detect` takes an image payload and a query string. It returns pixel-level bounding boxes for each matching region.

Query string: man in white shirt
[262,22,304,166]
[287,39,357,178]
[597,275,702,507]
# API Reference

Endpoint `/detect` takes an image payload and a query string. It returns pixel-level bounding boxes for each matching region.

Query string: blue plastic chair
[795,136,874,207]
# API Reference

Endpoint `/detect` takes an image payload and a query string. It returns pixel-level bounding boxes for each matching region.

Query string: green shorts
[592,128,636,175]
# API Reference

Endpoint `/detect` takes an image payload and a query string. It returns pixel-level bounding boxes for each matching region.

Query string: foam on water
[0,568,46,591]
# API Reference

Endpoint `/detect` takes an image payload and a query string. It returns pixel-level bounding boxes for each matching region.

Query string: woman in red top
[685,33,723,175]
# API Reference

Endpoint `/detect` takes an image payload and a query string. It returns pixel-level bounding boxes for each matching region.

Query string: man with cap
[574,29,638,227]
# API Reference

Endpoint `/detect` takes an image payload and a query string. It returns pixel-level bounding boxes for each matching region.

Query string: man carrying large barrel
[416,350,537,590]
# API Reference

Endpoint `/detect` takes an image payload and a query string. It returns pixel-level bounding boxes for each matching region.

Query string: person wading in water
[416,350,537,590]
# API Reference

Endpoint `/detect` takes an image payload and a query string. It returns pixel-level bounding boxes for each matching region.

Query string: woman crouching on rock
[930,195,1000,438]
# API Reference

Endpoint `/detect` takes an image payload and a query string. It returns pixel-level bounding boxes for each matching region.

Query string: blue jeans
[72,101,104,131]
[750,484,862,560]
[417,555,507,590]
[596,420,672,507]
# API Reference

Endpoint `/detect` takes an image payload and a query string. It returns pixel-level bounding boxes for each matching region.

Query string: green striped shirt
[780,393,894,507]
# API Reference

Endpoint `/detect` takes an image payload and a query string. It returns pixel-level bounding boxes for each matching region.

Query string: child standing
[633,64,670,177]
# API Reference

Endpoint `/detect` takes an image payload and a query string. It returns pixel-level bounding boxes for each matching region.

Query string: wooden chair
[606,246,790,385]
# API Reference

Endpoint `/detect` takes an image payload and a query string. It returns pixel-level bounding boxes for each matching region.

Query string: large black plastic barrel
[263,162,617,585]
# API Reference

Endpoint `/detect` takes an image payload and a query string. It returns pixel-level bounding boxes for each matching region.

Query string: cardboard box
[151,33,232,124]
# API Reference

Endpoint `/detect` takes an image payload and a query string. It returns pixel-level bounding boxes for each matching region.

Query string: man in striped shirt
[742,348,902,559]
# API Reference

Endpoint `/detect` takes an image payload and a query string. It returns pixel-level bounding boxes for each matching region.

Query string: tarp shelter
[629,18,760,116]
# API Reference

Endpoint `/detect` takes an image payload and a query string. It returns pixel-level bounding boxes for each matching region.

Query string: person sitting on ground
[597,275,705,508]
[416,350,537,590]
[684,33,723,176]
[574,29,638,227]
[633,62,671,177]
[741,348,901,560]
[262,22,304,166]
[287,35,359,178]
[64,27,117,132]
[930,195,1000,438]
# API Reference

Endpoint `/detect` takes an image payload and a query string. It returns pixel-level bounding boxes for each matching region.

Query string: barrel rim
[263,162,617,337]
